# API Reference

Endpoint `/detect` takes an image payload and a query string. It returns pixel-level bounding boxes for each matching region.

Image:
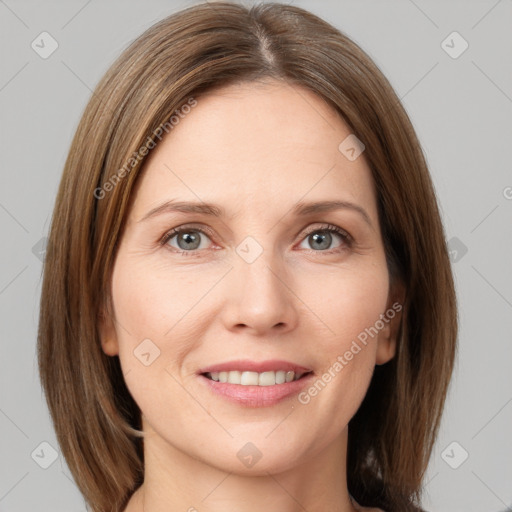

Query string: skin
[100,79,403,512]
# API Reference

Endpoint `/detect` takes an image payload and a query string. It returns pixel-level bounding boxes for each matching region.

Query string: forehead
[129,80,377,223]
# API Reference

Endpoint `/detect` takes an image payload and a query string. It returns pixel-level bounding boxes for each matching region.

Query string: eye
[298,224,352,253]
[160,223,353,256]
[160,225,214,255]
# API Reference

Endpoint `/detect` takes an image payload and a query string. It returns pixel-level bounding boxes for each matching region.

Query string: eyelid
[299,223,352,244]
[159,223,216,245]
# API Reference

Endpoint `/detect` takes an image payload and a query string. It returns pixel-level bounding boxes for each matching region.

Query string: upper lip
[198,359,313,374]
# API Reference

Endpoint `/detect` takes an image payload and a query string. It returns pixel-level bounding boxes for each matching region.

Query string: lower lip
[198,373,314,407]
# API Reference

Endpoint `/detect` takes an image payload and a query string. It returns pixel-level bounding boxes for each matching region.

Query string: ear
[98,304,120,357]
[376,280,405,366]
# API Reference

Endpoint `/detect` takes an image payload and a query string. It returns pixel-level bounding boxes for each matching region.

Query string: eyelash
[159,223,353,258]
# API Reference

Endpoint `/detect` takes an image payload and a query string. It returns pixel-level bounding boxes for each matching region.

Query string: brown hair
[37,2,457,511]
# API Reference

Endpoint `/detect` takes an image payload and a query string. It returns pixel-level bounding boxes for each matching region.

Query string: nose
[219,249,299,337]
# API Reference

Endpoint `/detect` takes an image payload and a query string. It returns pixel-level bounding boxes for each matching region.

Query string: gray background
[1,0,511,511]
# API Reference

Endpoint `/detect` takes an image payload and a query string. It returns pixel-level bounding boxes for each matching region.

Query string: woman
[37,2,458,511]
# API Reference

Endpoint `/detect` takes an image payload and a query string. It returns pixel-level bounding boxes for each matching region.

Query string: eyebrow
[138,199,373,228]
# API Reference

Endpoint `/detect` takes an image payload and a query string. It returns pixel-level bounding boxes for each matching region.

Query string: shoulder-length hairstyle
[37,2,457,511]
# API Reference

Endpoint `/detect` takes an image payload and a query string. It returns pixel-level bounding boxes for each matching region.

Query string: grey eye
[299,230,344,251]
[168,230,210,251]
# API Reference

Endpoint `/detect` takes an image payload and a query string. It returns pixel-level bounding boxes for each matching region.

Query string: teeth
[207,370,307,385]
[241,371,259,385]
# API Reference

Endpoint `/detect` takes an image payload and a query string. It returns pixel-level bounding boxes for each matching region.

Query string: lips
[196,359,314,407]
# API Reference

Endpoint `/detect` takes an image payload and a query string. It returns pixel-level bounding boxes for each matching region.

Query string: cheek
[110,253,208,342]
[109,258,200,426]
[308,261,389,351]
[300,263,388,415]
[108,254,177,376]
[108,254,226,389]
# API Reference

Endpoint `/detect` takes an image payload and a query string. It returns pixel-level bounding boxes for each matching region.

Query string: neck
[125,423,359,512]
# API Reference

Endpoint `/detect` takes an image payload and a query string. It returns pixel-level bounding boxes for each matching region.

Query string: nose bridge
[235,234,285,301]
[221,233,297,333]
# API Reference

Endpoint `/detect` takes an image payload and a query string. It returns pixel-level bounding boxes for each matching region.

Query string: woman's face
[100,80,402,475]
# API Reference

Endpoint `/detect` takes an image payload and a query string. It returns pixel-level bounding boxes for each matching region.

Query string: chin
[196,435,311,476]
